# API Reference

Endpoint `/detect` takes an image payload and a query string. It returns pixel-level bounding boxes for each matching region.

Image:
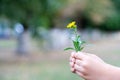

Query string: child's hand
[70,52,120,80]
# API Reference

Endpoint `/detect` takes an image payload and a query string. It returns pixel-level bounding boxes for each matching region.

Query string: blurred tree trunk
[16,22,29,56]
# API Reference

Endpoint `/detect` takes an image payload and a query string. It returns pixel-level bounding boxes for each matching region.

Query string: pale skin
[70,52,120,80]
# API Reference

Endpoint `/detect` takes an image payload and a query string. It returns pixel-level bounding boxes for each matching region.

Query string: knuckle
[74,64,78,68]
[76,60,79,64]
[72,58,75,62]
[71,68,75,72]
[81,68,86,73]
[80,68,87,75]
[82,61,88,68]
[70,62,74,67]
[71,52,75,56]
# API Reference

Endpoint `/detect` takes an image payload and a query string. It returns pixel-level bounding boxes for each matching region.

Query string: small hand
[70,52,120,80]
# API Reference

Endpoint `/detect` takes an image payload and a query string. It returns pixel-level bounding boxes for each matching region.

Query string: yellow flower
[67,21,76,28]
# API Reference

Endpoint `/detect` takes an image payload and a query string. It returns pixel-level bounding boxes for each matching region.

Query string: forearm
[106,64,120,80]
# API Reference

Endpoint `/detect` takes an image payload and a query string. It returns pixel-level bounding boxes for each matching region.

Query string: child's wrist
[105,63,120,80]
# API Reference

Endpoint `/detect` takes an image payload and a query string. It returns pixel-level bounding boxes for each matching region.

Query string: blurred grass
[0,61,83,80]
[0,39,120,80]
[0,51,120,80]
[0,39,16,47]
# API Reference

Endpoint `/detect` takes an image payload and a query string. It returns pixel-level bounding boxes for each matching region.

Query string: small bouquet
[64,21,85,52]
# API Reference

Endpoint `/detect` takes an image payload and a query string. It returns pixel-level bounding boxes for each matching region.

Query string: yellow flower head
[67,21,76,28]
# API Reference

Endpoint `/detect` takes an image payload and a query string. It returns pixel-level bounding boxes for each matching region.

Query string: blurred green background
[0,0,120,80]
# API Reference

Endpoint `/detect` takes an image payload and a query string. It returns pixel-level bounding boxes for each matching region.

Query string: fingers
[74,52,87,60]
[75,59,82,66]
[74,64,85,73]
[70,52,89,76]
[71,67,75,73]
[70,52,76,73]
[74,64,88,79]
[75,71,86,78]
[71,52,76,58]
[70,52,76,63]
[70,61,76,73]
[70,56,75,62]
[71,51,89,60]
[70,61,74,67]
[70,52,86,72]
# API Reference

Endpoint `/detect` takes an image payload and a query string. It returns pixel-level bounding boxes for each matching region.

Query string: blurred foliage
[97,0,120,31]
[0,0,120,34]
[75,0,120,31]
[0,0,67,37]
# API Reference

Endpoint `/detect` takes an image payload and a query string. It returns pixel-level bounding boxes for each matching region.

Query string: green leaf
[77,35,80,40]
[80,47,84,51]
[73,41,80,52]
[64,47,75,51]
